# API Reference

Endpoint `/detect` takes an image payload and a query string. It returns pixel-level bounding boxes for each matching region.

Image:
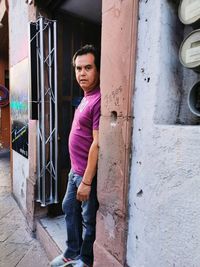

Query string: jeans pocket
[74,174,82,188]
[68,169,73,180]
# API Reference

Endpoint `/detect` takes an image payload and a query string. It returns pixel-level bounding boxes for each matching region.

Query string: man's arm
[76,130,99,201]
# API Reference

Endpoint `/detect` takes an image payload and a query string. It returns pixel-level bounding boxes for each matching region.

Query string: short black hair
[72,44,101,71]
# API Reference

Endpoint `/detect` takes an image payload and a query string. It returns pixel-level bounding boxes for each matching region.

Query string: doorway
[38,2,102,253]
[0,9,10,151]
[0,5,11,194]
[48,4,101,216]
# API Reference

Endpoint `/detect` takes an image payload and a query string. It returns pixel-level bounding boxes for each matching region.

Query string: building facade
[1,0,200,266]
[127,1,200,266]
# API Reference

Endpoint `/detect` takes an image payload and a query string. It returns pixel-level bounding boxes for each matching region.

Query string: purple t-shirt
[68,87,101,176]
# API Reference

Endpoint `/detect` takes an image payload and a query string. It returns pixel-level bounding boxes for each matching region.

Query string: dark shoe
[50,254,77,266]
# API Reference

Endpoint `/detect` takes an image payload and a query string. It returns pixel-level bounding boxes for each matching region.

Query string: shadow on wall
[153,0,200,126]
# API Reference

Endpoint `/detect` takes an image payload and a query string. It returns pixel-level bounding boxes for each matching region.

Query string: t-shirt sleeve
[92,97,101,130]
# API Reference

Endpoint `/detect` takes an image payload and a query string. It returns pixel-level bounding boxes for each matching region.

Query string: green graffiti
[10,101,28,111]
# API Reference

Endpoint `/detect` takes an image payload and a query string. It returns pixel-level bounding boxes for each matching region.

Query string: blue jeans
[62,170,99,266]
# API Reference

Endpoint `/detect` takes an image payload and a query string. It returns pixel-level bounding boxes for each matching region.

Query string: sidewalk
[0,150,50,267]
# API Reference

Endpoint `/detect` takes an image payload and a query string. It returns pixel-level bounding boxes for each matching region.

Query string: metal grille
[29,17,58,206]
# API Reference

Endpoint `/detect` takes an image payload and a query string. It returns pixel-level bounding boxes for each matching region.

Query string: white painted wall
[10,58,29,212]
[9,0,29,212]
[127,1,200,266]
[9,0,29,67]
[13,150,28,211]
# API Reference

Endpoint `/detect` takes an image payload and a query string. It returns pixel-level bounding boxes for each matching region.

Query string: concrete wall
[127,1,200,266]
[9,0,29,211]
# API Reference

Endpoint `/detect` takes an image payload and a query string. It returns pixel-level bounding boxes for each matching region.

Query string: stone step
[36,215,66,261]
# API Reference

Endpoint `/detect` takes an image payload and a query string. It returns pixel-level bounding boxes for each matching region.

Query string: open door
[50,7,101,215]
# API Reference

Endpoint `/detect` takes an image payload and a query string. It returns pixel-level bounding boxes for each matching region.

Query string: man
[51,45,101,267]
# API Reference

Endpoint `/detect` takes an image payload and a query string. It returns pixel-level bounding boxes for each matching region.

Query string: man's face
[75,53,99,93]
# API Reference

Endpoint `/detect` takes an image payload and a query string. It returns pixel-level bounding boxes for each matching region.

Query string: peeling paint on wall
[127,0,200,266]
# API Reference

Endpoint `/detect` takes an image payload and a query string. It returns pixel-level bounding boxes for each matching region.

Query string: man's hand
[76,130,99,202]
[76,182,91,202]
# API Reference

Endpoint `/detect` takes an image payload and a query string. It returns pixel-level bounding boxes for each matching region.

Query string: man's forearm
[82,141,99,185]
[77,130,99,201]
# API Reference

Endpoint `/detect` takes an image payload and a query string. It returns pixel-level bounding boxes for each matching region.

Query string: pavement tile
[5,226,33,244]
[0,219,20,242]
[0,193,50,266]
[0,186,11,193]
[16,241,50,267]
[0,192,10,200]
[0,195,25,220]
[0,242,30,267]
[0,203,15,220]
[0,151,50,266]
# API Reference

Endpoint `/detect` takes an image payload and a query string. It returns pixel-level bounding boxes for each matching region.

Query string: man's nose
[80,68,86,75]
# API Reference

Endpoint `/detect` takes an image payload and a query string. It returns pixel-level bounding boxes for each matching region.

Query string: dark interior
[49,8,101,215]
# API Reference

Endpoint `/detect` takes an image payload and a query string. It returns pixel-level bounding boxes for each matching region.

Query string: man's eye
[86,66,92,70]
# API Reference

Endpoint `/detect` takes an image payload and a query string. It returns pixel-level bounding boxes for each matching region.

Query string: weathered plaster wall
[9,0,29,212]
[127,1,200,266]
[9,0,29,67]
[12,150,28,211]
[94,0,138,266]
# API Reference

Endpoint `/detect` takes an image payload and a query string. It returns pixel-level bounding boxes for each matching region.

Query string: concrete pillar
[94,0,138,266]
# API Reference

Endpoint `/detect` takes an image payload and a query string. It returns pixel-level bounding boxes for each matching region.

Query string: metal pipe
[48,23,53,202]
[39,17,46,206]
[54,20,58,203]
[36,21,41,202]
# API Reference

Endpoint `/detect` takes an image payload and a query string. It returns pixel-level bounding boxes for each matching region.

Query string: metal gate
[29,17,58,206]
